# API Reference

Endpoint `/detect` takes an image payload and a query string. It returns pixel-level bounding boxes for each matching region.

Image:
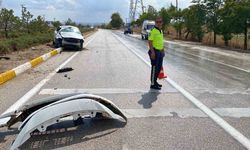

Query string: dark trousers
[148,49,163,86]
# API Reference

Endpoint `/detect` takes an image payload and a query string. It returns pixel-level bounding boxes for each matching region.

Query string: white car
[141,20,155,40]
[54,25,84,50]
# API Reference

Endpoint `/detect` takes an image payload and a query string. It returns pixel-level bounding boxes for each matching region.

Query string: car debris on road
[56,67,74,73]
[0,94,127,150]
[0,56,10,60]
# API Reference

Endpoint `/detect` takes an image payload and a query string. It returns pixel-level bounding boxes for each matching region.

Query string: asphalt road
[0,29,250,150]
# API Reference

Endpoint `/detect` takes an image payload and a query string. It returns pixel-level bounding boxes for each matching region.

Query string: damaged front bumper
[0,94,127,150]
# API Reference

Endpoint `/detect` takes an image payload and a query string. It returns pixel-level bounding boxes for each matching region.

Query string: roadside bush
[0,32,53,55]
[80,28,95,34]
[0,43,9,54]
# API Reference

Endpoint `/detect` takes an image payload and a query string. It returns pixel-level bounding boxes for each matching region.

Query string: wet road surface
[0,29,250,150]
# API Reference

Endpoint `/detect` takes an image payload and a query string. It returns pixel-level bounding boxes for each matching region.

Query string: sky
[2,0,192,24]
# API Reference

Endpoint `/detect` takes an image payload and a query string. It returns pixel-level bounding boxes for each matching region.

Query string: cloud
[55,0,77,7]
[65,0,77,6]
[46,5,56,11]
[145,0,192,10]
[29,0,39,5]
[2,0,192,24]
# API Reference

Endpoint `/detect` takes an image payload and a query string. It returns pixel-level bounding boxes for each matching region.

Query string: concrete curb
[0,48,62,85]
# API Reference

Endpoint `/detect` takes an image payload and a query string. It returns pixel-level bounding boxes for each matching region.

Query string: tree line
[133,0,250,50]
[0,5,51,39]
[0,6,95,54]
[101,13,124,29]
[0,6,94,39]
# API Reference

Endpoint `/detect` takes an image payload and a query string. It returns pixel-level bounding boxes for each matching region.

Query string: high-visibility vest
[148,27,164,50]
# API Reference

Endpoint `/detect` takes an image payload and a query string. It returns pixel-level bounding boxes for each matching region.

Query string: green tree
[110,13,123,29]
[106,23,112,29]
[183,4,206,42]
[65,18,77,26]
[159,7,171,32]
[217,0,250,49]
[217,1,235,46]
[131,20,137,26]
[52,20,62,28]
[30,15,49,33]
[147,5,158,16]
[0,8,18,38]
[201,0,223,45]
[172,9,184,38]
[137,13,154,25]
[232,0,250,50]
[21,5,33,34]
[167,4,185,39]
[134,5,158,26]
[167,4,177,17]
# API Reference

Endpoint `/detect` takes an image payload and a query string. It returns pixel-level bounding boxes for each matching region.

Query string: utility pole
[176,0,178,10]
[0,0,3,8]
[129,0,134,23]
[246,18,250,50]
[129,0,145,23]
[176,0,180,39]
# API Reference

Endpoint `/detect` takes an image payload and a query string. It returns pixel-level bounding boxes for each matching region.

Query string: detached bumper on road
[0,94,127,150]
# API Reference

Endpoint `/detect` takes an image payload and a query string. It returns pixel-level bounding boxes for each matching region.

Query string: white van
[141,20,155,40]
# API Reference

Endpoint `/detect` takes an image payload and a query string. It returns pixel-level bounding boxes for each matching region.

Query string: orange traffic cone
[158,67,167,79]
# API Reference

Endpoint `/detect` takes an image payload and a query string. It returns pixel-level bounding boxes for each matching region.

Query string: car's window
[60,27,81,34]
[147,25,154,30]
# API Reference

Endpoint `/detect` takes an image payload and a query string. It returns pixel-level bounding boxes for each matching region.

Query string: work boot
[150,85,161,90]
[156,82,162,87]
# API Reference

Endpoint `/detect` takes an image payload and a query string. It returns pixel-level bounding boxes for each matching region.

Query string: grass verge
[0,32,53,55]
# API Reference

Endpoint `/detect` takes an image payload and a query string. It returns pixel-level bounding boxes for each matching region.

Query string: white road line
[126,33,250,74]
[124,108,250,119]
[113,32,250,149]
[214,108,250,118]
[39,88,178,95]
[1,32,98,116]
